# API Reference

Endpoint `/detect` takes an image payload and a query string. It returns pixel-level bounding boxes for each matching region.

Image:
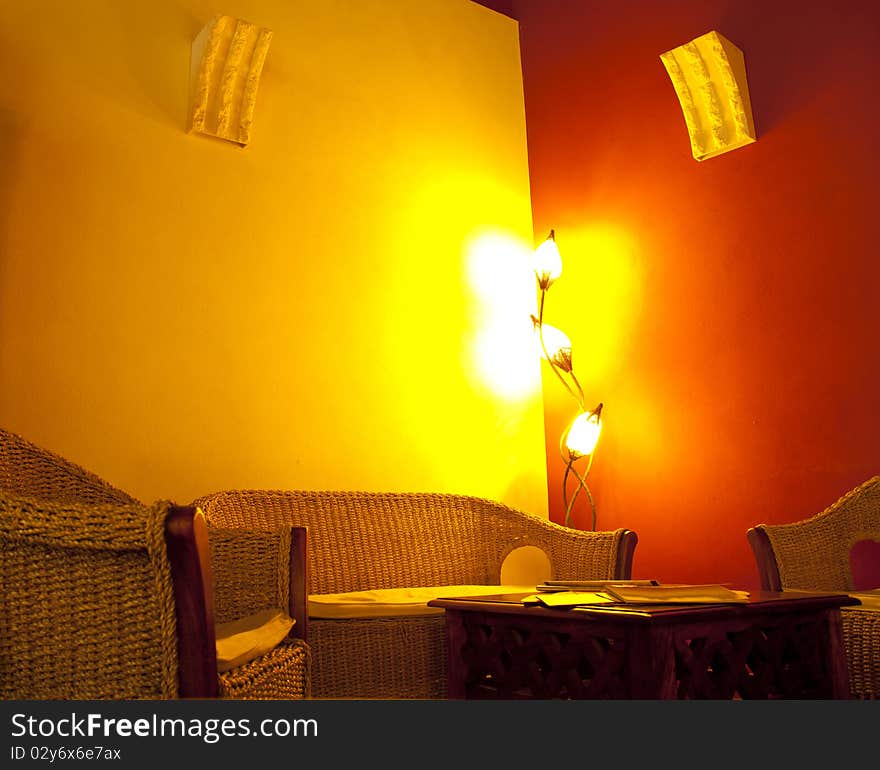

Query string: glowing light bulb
[534,322,573,373]
[563,406,603,459]
[532,230,562,289]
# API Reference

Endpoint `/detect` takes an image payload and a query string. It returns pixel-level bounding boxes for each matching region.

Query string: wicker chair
[194,489,638,699]
[0,428,311,699]
[747,476,880,699]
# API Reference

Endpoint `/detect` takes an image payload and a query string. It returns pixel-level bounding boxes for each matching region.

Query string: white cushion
[849,589,880,611]
[308,585,536,619]
[215,608,294,673]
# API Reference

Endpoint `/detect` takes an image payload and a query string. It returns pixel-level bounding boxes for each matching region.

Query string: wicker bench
[195,489,637,699]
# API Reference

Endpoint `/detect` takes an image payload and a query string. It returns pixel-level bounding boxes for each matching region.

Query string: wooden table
[427,591,859,699]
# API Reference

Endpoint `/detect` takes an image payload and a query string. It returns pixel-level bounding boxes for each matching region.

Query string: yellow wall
[0,0,548,516]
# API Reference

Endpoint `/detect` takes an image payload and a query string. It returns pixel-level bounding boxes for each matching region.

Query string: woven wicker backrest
[196,490,626,594]
[0,496,179,699]
[763,476,880,591]
[0,428,140,506]
[207,527,291,624]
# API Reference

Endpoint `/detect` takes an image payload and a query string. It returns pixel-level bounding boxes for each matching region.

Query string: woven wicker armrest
[0,495,160,550]
[206,525,308,640]
[0,495,181,699]
[516,518,637,581]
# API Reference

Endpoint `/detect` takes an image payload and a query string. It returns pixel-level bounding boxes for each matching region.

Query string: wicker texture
[0,428,140,506]
[841,608,880,699]
[759,476,880,699]
[207,527,291,624]
[310,615,446,699]
[762,476,880,592]
[218,640,311,699]
[840,607,880,700]
[0,496,179,699]
[195,489,631,699]
[195,490,626,593]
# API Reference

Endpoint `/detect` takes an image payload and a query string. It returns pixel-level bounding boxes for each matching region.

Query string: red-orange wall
[499,0,880,587]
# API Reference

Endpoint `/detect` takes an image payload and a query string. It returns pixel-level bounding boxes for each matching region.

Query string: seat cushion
[849,589,880,611]
[307,585,536,619]
[215,608,295,673]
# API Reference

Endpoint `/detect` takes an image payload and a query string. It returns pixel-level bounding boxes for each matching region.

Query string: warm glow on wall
[611,388,669,472]
[376,165,548,516]
[548,225,641,382]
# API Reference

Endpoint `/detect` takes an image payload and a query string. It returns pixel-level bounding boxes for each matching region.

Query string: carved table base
[430,591,855,699]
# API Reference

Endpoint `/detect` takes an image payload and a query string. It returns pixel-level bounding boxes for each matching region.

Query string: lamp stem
[563,460,581,528]
[562,461,572,522]
[568,457,597,531]
[536,288,583,408]
[563,454,597,530]
[568,369,587,409]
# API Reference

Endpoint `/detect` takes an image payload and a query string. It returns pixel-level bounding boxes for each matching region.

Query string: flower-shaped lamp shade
[532,233,562,289]
[563,409,602,460]
[535,322,573,373]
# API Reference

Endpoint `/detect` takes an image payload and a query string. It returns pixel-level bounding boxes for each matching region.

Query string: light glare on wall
[660,30,756,161]
[466,232,540,401]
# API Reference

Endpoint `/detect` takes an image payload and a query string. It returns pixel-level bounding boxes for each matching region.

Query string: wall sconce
[189,15,273,147]
[531,231,604,530]
[660,30,756,161]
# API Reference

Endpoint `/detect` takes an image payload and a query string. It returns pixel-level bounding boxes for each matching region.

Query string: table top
[427,590,860,624]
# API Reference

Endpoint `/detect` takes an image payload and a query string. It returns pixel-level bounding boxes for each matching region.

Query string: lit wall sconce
[189,15,273,147]
[531,231,604,530]
[660,30,756,161]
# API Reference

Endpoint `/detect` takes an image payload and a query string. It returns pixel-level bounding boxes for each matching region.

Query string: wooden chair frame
[747,526,782,591]
[164,505,308,697]
[615,529,638,581]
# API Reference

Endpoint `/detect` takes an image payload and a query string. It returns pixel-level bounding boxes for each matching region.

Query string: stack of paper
[522,583,750,607]
[604,584,750,604]
[535,579,659,593]
[525,591,618,608]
